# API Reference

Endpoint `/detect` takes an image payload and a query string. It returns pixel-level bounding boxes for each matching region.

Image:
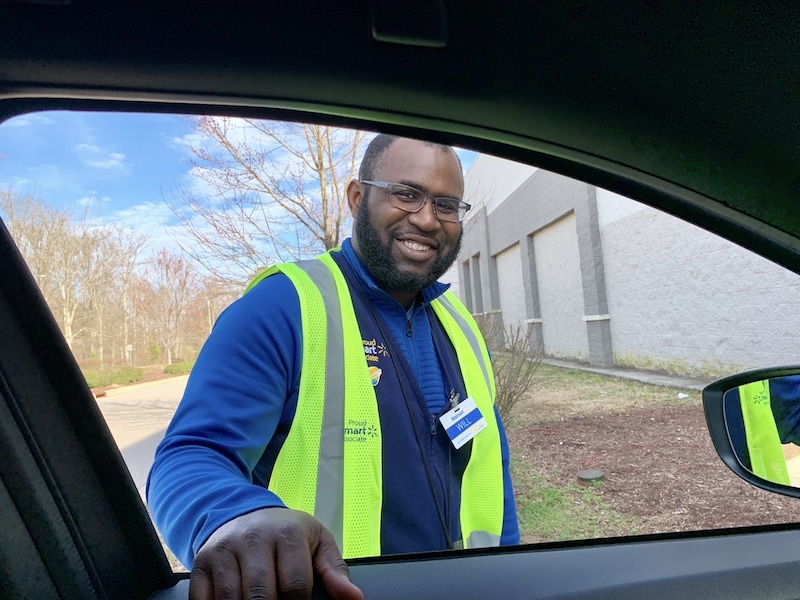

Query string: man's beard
[355,198,462,294]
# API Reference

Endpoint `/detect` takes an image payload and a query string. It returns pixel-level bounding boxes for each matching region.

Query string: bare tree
[1,190,68,299]
[0,190,146,360]
[83,225,147,366]
[147,247,198,365]
[1,191,90,350]
[169,118,368,286]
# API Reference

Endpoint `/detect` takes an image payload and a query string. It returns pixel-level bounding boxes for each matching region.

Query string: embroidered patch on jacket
[368,366,383,386]
[363,338,387,386]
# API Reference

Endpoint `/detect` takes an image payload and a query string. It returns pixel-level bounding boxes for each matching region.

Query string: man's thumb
[313,531,364,600]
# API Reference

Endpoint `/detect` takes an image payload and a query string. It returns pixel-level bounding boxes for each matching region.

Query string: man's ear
[347,179,364,217]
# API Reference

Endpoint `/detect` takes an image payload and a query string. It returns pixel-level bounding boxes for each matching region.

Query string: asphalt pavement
[96,375,189,497]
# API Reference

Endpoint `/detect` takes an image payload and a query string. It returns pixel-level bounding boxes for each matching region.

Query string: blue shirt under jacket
[147,239,520,568]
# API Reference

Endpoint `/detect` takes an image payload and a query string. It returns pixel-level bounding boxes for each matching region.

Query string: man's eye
[435,200,458,213]
[393,190,421,202]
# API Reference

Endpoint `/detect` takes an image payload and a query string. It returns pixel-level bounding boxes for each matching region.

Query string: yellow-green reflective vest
[244,251,505,558]
[739,380,790,485]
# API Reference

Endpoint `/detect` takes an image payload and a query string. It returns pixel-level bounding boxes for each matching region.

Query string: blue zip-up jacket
[147,239,519,567]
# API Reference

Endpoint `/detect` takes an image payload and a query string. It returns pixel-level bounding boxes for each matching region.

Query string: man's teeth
[404,240,431,251]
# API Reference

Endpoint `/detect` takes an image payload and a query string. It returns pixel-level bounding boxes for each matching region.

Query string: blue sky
[0,111,197,249]
[0,110,477,253]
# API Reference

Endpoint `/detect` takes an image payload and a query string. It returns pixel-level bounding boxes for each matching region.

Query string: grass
[164,359,195,375]
[513,363,701,425]
[511,454,639,542]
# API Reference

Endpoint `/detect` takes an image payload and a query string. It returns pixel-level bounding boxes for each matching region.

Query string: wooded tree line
[0,189,238,367]
[1,120,368,368]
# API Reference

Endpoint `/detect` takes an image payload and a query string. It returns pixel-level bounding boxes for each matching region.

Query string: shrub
[83,365,143,389]
[164,360,195,375]
[148,344,162,362]
[474,314,542,426]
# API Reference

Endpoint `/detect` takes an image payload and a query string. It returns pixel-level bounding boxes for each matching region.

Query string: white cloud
[15,165,79,197]
[109,201,182,251]
[0,114,56,128]
[113,200,173,226]
[5,175,30,189]
[76,193,113,207]
[75,143,127,171]
[171,131,207,150]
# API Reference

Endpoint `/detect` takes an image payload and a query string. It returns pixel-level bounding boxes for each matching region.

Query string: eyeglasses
[360,181,472,223]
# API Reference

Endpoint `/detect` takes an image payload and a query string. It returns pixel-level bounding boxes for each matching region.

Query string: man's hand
[189,507,364,600]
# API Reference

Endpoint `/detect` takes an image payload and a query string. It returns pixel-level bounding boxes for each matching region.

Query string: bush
[164,360,195,375]
[474,314,541,426]
[148,344,162,363]
[83,365,143,389]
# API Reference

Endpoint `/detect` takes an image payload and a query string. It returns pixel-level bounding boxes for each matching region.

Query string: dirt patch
[509,403,800,536]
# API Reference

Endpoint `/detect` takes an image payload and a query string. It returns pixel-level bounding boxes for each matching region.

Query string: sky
[0,111,196,250]
[0,110,478,254]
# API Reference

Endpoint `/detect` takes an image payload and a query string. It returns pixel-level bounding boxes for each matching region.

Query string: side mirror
[703,367,800,498]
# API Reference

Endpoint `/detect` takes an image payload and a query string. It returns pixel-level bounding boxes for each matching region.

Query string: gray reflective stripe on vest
[435,294,492,394]
[293,259,346,552]
[453,531,501,550]
[466,530,501,548]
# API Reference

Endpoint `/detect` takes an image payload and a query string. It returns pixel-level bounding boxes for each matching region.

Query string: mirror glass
[723,376,800,487]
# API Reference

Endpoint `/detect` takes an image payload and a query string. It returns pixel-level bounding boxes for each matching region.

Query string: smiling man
[352,137,464,305]
[147,134,519,600]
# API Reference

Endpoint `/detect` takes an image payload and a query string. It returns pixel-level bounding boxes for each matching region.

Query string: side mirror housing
[704,366,800,498]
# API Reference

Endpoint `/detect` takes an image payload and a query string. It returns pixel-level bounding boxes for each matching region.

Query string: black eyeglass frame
[360,180,472,223]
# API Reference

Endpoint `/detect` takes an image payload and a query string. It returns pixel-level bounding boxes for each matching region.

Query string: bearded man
[148,135,519,600]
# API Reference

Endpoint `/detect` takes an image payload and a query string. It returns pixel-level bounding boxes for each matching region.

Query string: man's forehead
[374,139,463,184]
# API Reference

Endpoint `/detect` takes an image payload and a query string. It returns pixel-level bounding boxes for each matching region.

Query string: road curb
[94,374,190,398]
[541,358,711,391]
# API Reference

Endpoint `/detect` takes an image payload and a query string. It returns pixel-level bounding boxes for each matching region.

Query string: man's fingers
[239,546,278,600]
[188,565,213,600]
[311,529,364,600]
[272,525,314,600]
[189,508,362,600]
[190,546,242,600]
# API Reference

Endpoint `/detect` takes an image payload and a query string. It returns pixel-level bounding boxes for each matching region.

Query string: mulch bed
[509,404,800,534]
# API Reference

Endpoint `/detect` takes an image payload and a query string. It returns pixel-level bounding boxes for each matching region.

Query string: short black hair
[358,134,462,181]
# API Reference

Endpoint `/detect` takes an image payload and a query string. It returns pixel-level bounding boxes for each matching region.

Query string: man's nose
[407,197,442,230]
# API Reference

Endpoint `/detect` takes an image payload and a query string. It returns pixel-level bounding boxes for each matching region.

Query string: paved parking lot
[96,375,189,495]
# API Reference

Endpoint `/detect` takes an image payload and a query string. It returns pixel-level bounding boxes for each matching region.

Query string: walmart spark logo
[363,338,390,363]
[344,419,379,443]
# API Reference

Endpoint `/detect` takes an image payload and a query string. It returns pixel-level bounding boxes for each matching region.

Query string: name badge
[439,397,487,449]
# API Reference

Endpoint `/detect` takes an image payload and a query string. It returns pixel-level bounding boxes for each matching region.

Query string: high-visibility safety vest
[739,380,791,485]
[244,250,505,558]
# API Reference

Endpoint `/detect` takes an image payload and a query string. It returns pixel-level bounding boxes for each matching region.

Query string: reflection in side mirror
[704,368,800,499]
[721,375,800,488]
